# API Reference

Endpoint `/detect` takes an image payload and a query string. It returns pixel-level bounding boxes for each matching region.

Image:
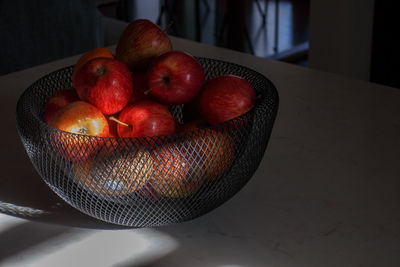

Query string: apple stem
[109,116,130,128]
[144,81,165,95]
[144,88,152,95]
[163,20,174,32]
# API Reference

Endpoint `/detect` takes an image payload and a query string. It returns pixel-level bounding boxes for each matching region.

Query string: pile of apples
[44,19,257,198]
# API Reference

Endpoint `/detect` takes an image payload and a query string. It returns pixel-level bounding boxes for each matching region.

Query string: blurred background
[1,0,398,88]
[99,0,310,65]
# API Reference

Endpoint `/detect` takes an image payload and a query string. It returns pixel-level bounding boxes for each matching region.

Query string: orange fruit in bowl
[72,47,114,88]
[72,150,154,197]
[150,121,235,199]
[150,145,202,198]
[180,120,235,181]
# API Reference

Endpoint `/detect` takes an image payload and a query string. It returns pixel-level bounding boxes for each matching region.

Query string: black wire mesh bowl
[16,57,279,227]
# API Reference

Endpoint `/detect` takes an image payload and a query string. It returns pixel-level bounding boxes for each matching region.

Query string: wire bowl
[16,57,279,227]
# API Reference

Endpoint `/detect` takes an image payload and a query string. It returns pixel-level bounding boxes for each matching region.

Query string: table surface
[1,36,400,267]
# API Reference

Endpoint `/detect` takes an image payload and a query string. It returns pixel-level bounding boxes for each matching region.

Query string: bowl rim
[16,56,279,143]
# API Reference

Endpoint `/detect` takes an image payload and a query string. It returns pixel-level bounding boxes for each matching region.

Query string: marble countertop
[1,37,400,267]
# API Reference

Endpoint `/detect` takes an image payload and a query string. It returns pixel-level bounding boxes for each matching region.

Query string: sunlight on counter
[0,213,179,267]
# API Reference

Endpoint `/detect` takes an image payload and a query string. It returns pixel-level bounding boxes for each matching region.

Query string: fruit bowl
[16,57,279,227]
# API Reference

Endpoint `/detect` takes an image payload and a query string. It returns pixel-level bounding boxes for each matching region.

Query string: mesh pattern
[15,57,279,227]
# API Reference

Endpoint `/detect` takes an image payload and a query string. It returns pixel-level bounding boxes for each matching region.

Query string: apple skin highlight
[117,100,176,138]
[116,19,172,71]
[199,75,256,125]
[50,101,109,161]
[75,58,133,115]
[147,51,205,105]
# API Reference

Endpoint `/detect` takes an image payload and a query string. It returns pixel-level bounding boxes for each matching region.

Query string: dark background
[0,0,397,88]
[370,0,400,88]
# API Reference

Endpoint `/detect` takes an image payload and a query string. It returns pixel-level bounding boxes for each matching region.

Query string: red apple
[116,19,172,71]
[72,48,114,88]
[75,57,133,115]
[116,100,176,138]
[51,101,109,136]
[44,88,79,124]
[50,101,109,161]
[147,51,205,105]
[128,72,152,104]
[199,75,256,125]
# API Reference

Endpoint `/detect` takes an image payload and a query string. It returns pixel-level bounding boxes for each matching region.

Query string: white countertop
[1,37,400,267]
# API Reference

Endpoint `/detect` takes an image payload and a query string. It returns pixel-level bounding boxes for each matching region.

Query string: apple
[73,150,153,196]
[150,145,202,198]
[75,57,133,115]
[116,100,176,138]
[180,120,235,181]
[50,101,109,161]
[44,88,79,124]
[116,19,172,71]
[51,101,109,136]
[147,51,205,105]
[199,75,256,125]
[129,72,152,104]
[71,47,114,88]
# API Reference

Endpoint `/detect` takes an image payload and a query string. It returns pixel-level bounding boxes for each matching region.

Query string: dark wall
[0,0,102,76]
[370,0,400,88]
